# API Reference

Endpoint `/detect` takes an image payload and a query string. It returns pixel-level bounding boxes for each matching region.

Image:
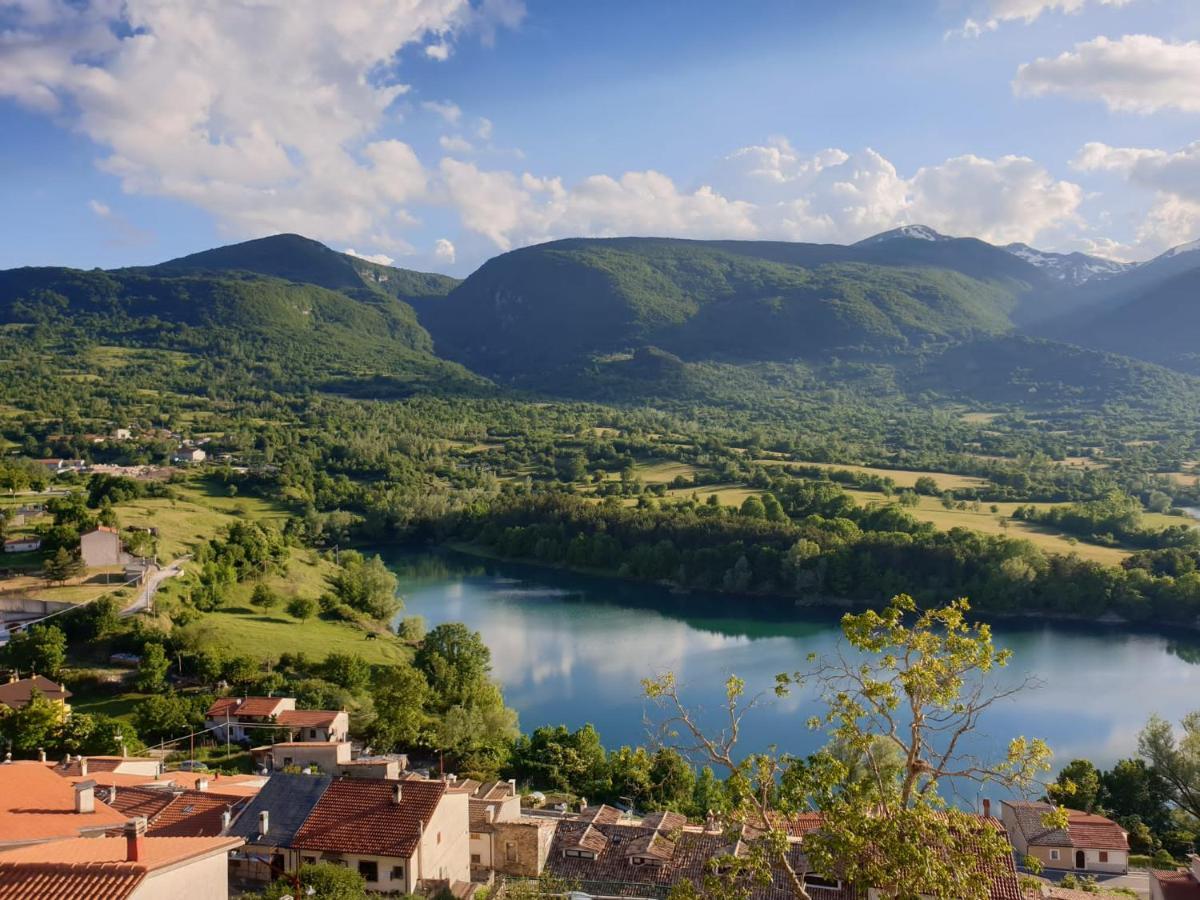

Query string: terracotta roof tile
[1153,869,1200,900]
[0,676,71,710]
[276,710,342,728]
[292,777,445,859]
[0,862,145,900]
[205,696,291,719]
[104,786,243,838]
[0,763,127,845]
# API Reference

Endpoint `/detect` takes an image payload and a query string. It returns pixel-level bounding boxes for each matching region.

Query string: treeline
[1014,490,1200,550]
[420,490,1200,625]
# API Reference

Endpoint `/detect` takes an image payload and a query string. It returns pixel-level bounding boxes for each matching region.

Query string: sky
[1,0,1199,275]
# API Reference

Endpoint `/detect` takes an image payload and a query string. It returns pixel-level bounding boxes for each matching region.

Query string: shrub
[286,595,317,620]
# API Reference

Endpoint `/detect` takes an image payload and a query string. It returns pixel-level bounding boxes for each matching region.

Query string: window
[803,874,842,888]
[390,865,405,882]
[471,854,482,865]
[437,831,442,845]
[564,849,594,860]
[1099,851,1108,863]
[470,832,483,840]
[357,861,378,883]
[1049,850,1060,861]
[302,856,317,866]
[309,728,317,739]
[507,842,519,863]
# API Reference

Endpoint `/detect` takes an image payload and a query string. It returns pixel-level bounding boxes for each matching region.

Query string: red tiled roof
[204,696,290,719]
[0,862,145,900]
[0,676,71,710]
[105,786,242,838]
[277,709,342,728]
[292,777,446,859]
[1064,811,1129,851]
[0,763,126,844]
[1153,869,1200,899]
[0,835,242,869]
[104,786,176,823]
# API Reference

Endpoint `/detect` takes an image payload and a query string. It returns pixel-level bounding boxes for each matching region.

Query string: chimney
[108,785,117,804]
[508,778,517,794]
[37,748,46,764]
[196,777,209,793]
[485,806,495,825]
[394,784,404,805]
[79,757,88,777]
[74,780,96,814]
[982,798,991,819]
[580,797,587,811]
[125,818,146,862]
[258,810,269,837]
[221,810,232,833]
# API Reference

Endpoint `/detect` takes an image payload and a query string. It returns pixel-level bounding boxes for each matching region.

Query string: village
[0,672,1195,899]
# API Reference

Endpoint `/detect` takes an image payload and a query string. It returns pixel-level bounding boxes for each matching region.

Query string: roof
[0,835,242,869]
[0,862,146,900]
[578,804,624,826]
[1152,869,1200,900]
[0,676,71,710]
[0,763,126,845]
[54,756,157,777]
[292,777,446,859]
[1004,802,1129,851]
[204,696,291,719]
[228,773,332,846]
[276,709,343,728]
[163,772,266,797]
[83,526,119,536]
[105,786,243,837]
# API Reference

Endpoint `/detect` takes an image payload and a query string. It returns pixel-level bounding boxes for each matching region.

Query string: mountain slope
[424,237,1024,377]
[152,233,460,304]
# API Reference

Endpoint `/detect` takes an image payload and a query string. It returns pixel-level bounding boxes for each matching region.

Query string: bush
[286,595,317,620]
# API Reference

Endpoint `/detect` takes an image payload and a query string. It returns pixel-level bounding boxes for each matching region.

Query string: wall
[491,820,555,879]
[1027,844,1128,874]
[137,850,231,900]
[417,791,470,886]
[297,853,412,893]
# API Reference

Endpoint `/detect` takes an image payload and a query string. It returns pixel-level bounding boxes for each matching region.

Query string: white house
[173,447,206,464]
[4,537,42,554]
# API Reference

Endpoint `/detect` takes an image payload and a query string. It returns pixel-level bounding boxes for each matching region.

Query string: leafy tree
[135,642,171,692]
[1140,712,1200,822]
[250,583,278,609]
[1047,759,1102,812]
[415,623,493,711]
[512,724,609,798]
[367,664,431,752]
[4,623,67,679]
[395,615,426,642]
[1101,758,1173,835]
[0,692,63,755]
[739,495,766,519]
[133,693,202,744]
[250,863,368,900]
[645,596,1054,900]
[326,551,400,621]
[914,476,939,496]
[42,547,84,585]
[286,595,317,620]
[321,652,370,692]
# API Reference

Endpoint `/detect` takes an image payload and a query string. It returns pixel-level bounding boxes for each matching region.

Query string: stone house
[1002,800,1130,874]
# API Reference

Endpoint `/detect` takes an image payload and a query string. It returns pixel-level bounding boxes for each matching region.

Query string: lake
[393,550,1200,781]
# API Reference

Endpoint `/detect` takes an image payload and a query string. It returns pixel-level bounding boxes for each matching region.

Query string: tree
[739,495,766,519]
[133,694,201,744]
[0,692,63,755]
[321,652,370,692]
[42,547,84,585]
[367,664,431,752]
[4,623,67,679]
[644,596,1054,900]
[287,595,317,620]
[251,863,368,900]
[415,623,493,711]
[1100,758,1173,834]
[326,551,400,621]
[914,476,939,496]
[1047,759,1102,812]
[512,724,610,798]
[250,583,278,609]
[1139,712,1200,822]
[135,642,171,692]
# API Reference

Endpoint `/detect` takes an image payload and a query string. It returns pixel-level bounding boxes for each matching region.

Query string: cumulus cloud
[476,117,494,141]
[439,135,474,154]
[1015,35,1200,113]
[440,138,1083,252]
[954,0,1134,37]
[344,248,396,266]
[1074,141,1200,255]
[422,100,463,124]
[433,237,457,263]
[425,42,451,61]
[0,0,521,250]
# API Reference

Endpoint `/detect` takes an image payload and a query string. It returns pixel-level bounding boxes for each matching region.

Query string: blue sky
[1,0,1198,274]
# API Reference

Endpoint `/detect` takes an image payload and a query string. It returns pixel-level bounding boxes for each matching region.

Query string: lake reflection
[392,551,1200,774]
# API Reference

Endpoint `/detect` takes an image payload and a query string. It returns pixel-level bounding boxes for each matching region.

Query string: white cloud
[425,42,451,61]
[476,117,494,141]
[344,248,396,266]
[439,135,474,154]
[1016,35,1200,113]
[440,140,1083,252]
[953,0,1134,37]
[422,100,463,124]
[88,199,111,218]
[433,237,456,263]
[1074,141,1200,255]
[0,0,520,249]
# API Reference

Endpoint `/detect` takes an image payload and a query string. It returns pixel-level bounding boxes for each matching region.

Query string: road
[122,556,190,617]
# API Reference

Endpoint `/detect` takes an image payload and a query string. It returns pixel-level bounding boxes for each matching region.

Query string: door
[1075,850,1086,869]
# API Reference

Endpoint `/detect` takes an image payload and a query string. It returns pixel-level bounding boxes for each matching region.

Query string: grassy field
[757,460,988,491]
[844,490,1131,564]
[631,460,706,483]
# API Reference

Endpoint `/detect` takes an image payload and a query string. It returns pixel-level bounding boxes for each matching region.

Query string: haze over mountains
[2,227,1200,409]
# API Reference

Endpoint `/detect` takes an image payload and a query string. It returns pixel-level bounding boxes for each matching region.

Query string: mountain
[152,233,460,305]
[424,236,1028,378]
[1002,243,1132,287]
[854,224,954,245]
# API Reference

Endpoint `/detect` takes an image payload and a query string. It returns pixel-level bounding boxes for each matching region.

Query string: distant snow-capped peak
[1003,243,1133,286]
[1157,238,1200,260]
[856,224,953,245]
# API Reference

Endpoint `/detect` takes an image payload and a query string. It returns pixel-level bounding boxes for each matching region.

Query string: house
[173,447,206,464]
[0,674,71,716]
[0,762,127,848]
[113,428,133,441]
[227,773,333,886]
[3,537,40,554]
[251,741,351,773]
[80,526,132,568]
[336,753,409,780]
[0,820,243,900]
[54,755,164,779]
[276,708,350,743]
[290,777,471,895]
[455,779,554,881]
[205,696,296,744]
[103,784,246,837]
[1002,801,1130,874]
[1151,854,1200,900]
